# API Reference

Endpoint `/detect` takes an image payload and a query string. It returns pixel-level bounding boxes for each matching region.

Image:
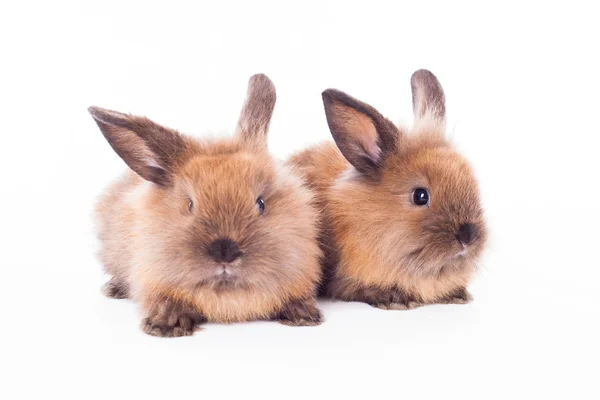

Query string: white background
[1,1,598,399]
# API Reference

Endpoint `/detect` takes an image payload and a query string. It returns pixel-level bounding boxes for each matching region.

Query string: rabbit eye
[412,188,430,206]
[256,197,265,215]
[188,199,194,213]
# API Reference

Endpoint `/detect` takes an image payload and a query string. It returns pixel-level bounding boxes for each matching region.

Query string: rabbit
[288,69,487,310]
[90,74,323,337]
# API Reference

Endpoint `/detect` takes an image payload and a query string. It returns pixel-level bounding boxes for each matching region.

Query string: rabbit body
[91,75,323,336]
[289,70,487,309]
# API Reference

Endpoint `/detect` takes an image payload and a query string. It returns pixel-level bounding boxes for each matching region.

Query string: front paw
[276,298,323,327]
[142,297,206,337]
[102,277,129,299]
[373,300,424,310]
[355,286,421,310]
[439,288,473,305]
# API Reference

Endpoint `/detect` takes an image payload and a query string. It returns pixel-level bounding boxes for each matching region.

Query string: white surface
[1,1,598,399]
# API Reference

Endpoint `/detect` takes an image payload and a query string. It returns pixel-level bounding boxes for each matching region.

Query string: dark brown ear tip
[88,106,104,119]
[411,69,437,82]
[321,89,352,107]
[88,106,116,126]
[411,69,444,93]
[322,88,343,97]
[248,73,275,91]
[87,106,131,127]
[321,89,334,104]
[249,73,269,82]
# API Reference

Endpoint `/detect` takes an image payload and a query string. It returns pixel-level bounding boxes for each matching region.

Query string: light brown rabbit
[289,69,487,309]
[90,74,323,337]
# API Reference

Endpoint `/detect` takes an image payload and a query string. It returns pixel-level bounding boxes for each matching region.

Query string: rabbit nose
[207,238,242,263]
[456,223,479,246]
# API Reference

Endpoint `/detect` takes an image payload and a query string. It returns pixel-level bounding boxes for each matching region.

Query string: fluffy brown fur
[288,69,487,309]
[91,74,323,337]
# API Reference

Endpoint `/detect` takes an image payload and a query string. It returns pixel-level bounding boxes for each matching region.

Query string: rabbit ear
[236,74,276,150]
[322,89,398,177]
[88,106,187,186]
[411,69,446,122]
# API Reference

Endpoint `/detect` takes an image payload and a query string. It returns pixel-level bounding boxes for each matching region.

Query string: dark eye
[412,188,430,206]
[188,199,194,213]
[256,197,265,215]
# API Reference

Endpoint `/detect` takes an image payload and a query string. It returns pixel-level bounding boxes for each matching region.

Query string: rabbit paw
[142,297,206,337]
[439,288,473,305]
[276,298,323,326]
[102,277,130,299]
[373,299,425,310]
[353,286,421,310]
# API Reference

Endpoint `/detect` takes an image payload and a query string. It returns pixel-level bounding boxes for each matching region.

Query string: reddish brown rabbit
[289,70,487,309]
[90,74,323,337]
